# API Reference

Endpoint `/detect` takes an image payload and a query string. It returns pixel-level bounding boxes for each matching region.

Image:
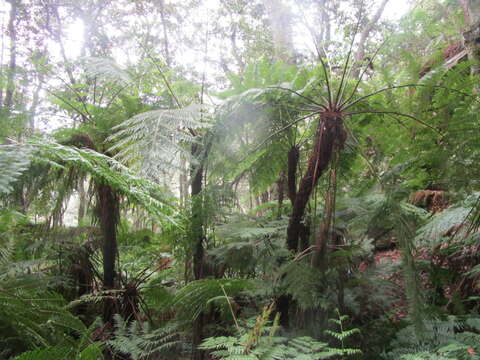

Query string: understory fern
[200,305,360,359]
[384,317,480,360]
[170,278,253,322]
[108,315,183,360]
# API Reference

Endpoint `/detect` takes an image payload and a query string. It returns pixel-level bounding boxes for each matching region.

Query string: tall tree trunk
[180,156,188,206]
[97,183,119,324]
[286,114,346,252]
[287,145,299,203]
[277,174,285,219]
[3,0,18,113]
[459,0,480,75]
[78,179,87,225]
[311,152,338,269]
[263,0,295,63]
[158,0,171,66]
[352,0,389,79]
[190,141,207,360]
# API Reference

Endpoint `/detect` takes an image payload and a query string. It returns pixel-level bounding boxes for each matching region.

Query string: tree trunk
[78,179,87,225]
[263,0,295,63]
[287,145,299,203]
[190,142,206,360]
[158,0,171,67]
[459,0,480,75]
[3,0,18,113]
[191,167,205,281]
[286,114,346,252]
[277,174,285,219]
[97,183,119,324]
[311,152,338,268]
[352,0,389,79]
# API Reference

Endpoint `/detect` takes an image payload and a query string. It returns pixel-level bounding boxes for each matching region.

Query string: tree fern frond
[84,57,132,85]
[108,315,183,359]
[29,138,176,223]
[107,103,208,178]
[171,278,253,321]
[0,144,32,195]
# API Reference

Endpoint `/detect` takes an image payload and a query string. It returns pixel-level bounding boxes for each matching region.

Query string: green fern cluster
[384,317,480,360]
[108,315,183,360]
[200,306,361,360]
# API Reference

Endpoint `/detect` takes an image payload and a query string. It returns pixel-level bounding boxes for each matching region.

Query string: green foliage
[200,306,361,359]
[11,344,103,360]
[384,317,480,360]
[0,224,102,357]
[325,310,362,359]
[170,278,253,322]
[108,102,208,178]
[108,315,182,360]
[0,144,32,195]
[416,193,480,245]
[30,138,175,223]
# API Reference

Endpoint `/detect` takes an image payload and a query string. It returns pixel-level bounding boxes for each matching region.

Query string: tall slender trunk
[460,0,480,75]
[311,152,338,268]
[190,142,206,360]
[4,0,18,112]
[263,0,295,63]
[352,0,389,79]
[78,179,87,225]
[158,0,171,67]
[287,145,299,203]
[286,114,346,252]
[277,174,285,219]
[97,183,118,289]
[97,183,119,324]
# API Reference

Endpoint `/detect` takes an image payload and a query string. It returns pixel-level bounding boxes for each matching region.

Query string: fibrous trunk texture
[286,113,346,252]
[96,182,119,326]
[97,183,119,289]
[287,145,299,203]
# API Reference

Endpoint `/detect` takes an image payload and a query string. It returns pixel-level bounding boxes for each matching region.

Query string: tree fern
[29,138,176,223]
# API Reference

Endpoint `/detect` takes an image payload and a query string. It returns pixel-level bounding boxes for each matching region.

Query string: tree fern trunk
[3,0,18,112]
[286,114,345,252]
[287,145,299,203]
[97,182,119,325]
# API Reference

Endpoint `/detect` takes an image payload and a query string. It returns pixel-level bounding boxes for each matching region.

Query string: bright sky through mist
[61,0,412,61]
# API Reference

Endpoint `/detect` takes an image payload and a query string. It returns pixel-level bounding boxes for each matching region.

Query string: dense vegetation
[2,0,480,359]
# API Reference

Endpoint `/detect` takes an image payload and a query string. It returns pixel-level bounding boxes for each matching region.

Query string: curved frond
[30,139,176,223]
[107,103,208,178]
[0,144,32,195]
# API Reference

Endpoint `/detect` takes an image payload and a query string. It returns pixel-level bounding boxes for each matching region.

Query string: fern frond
[30,138,176,223]
[84,57,132,85]
[107,103,208,179]
[171,278,253,321]
[0,144,32,195]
